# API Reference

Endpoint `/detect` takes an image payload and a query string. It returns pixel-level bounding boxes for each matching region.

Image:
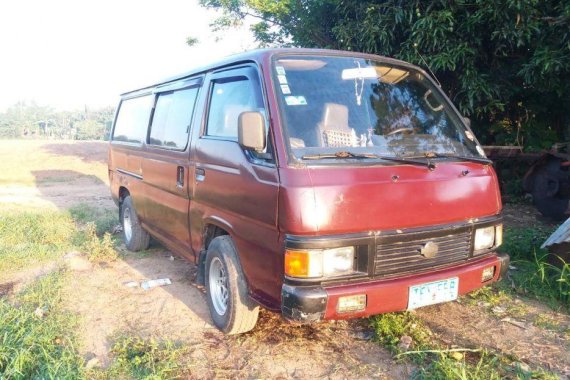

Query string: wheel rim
[123,207,133,242]
[209,257,229,316]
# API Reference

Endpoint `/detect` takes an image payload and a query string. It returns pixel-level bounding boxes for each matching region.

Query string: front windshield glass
[273,55,483,161]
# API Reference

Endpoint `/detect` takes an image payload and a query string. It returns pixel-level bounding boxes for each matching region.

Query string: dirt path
[62,249,409,379]
[417,300,570,376]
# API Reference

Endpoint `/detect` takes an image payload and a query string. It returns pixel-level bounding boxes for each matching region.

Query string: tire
[120,195,150,251]
[205,236,259,334]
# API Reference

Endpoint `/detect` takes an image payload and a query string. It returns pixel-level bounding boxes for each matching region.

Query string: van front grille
[374,230,471,277]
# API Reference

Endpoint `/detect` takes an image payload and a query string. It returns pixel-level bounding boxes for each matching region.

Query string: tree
[200,0,570,149]
[74,119,107,140]
[0,103,115,140]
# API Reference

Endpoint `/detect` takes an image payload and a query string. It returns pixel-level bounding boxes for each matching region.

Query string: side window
[206,77,260,139]
[112,95,153,144]
[149,87,199,149]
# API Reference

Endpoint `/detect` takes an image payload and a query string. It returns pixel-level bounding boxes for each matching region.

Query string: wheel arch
[118,186,130,205]
[197,217,250,290]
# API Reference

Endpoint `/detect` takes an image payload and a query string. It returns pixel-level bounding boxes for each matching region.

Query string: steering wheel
[386,127,415,136]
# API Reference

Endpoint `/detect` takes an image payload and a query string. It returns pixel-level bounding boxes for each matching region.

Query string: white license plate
[408,277,459,310]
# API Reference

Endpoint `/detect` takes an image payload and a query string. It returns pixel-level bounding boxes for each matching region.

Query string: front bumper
[282,252,509,322]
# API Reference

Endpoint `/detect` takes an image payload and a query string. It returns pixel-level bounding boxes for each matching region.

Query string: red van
[108,48,509,334]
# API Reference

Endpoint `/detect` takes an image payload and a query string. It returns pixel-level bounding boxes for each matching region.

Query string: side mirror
[238,111,266,152]
[463,116,471,128]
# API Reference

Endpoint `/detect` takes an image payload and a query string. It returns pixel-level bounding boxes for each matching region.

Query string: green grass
[0,211,76,275]
[99,336,190,380]
[0,271,84,379]
[501,227,569,309]
[0,206,120,276]
[68,204,118,236]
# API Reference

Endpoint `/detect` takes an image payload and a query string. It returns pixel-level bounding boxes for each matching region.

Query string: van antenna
[414,44,442,88]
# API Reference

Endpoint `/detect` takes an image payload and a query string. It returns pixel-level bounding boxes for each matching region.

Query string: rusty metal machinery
[484,143,570,220]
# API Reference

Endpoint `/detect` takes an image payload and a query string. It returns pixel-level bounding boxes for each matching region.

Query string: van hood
[278,162,502,235]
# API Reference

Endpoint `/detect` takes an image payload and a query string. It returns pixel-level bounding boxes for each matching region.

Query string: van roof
[120,48,416,97]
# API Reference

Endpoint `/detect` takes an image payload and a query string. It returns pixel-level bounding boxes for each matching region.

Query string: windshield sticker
[285,96,307,106]
[465,130,475,141]
[275,66,286,75]
[280,84,291,94]
[277,75,288,85]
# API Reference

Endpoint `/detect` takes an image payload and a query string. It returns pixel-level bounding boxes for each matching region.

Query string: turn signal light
[284,250,310,277]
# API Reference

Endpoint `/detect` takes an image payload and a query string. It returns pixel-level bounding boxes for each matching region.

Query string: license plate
[408,277,459,310]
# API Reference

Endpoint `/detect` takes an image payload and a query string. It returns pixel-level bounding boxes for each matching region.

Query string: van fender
[197,216,250,289]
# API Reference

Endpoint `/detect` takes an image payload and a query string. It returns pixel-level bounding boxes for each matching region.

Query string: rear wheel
[205,236,259,334]
[120,195,150,251]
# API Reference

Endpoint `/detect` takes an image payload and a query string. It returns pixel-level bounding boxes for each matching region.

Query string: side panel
[191,139,281,306]
[108,143,146,217]
[140,147,193,260]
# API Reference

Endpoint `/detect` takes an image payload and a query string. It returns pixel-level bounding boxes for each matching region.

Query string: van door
[140,78,201,259]
[191,66,281,305]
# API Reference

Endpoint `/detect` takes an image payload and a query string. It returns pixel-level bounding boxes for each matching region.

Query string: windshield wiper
[301,151,379,160]
[301,151,437,170]
[422,152,493,165]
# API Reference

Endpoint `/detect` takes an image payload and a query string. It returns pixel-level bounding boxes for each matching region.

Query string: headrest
[321,103,349,130]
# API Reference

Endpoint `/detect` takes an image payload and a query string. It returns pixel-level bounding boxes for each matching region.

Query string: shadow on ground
[41,141,108,164]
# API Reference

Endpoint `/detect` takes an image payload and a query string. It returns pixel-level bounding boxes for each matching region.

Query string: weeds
[502,227,570,308]
[81,223,117,262]
[69,204,118,236]
[104,336,190,379]
[371,312,507,377]
[0,271,84,379]
[371,312,431,355]
[0,211,75,275]
[412,351,503,380]
[370,311,558,379]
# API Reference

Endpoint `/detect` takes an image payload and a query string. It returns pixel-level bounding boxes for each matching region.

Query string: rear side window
[113,95,153,144]
[149,87,199,149]
[207,78,259,139]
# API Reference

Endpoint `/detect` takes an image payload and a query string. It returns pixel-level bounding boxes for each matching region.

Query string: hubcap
[123,207,133,242]
[209,257,229,315]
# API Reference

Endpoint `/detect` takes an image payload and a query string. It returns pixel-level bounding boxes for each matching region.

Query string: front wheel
[205,236,259,334]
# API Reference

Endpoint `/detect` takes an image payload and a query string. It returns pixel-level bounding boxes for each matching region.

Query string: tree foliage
[200,0,570,149]
[0,102,115,140]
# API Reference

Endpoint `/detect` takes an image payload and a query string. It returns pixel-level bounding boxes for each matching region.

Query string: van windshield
[273,55,483,162]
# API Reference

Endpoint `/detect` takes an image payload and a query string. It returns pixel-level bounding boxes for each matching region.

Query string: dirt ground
[0,140,114,210]
[1,140,568,379]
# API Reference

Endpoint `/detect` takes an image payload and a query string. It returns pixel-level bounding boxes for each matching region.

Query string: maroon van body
[108,48,508,331]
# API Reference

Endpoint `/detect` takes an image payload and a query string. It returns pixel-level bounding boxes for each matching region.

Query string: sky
[0,0,256,112]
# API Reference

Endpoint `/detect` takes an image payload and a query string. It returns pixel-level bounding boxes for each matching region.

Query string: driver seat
[317,103,354,147]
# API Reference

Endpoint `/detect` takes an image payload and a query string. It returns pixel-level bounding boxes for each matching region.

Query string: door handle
[195,168,205,182]
[176,166,184,188]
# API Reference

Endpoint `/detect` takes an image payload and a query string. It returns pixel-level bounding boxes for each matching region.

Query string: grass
[370,312,558,379]
[0,211,76,275]
[68,204,118,236]
[0,205,183,379]
[0,205,120,276]
[0,140,108,188]
[501,227,569,309]
[80,223,118,262]
[0,271,84,379]
[95,336,190,379]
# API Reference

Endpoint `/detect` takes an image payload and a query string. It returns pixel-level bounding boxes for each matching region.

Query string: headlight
[474,224,502,253]
[285,247,355,278]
